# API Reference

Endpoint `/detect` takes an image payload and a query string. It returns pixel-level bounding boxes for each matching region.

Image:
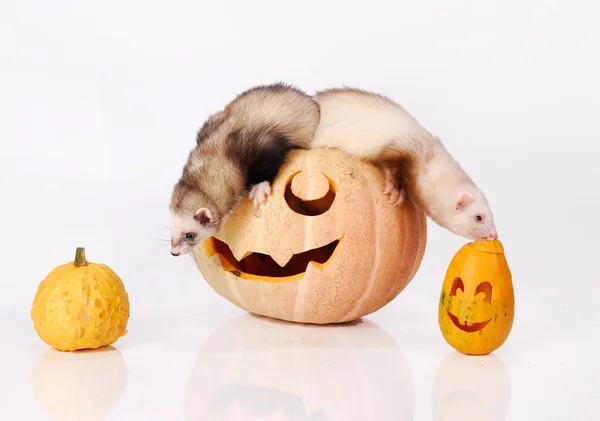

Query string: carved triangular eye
[475,282,493,303]
[450,277,464,296]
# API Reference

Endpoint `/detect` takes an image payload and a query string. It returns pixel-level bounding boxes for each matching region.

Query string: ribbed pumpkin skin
[192,148,427,324]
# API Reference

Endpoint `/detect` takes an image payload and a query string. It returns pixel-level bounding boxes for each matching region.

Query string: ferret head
[169,208,219,256]
[440,188,498,240]
[169,185,220,257]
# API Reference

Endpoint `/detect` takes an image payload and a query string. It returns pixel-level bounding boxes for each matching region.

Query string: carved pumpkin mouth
[446,311,492,333]
[203,237,341,283]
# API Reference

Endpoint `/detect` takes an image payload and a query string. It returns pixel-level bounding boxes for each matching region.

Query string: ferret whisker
[186,251,199,270]
[150,238,171,242]
[150,243,170,252]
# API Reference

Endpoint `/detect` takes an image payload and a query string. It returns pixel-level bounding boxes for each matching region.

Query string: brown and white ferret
[310,88,498,240]
[169,83,320,256]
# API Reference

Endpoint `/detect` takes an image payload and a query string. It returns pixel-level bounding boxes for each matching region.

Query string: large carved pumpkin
[192,147,427,324]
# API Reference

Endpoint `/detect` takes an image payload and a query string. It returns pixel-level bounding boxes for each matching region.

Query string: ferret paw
[383,184,405,206]
[249,181,272,209]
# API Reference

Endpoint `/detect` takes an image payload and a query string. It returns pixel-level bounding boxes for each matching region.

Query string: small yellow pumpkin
[31,247,130,351]
[438,238,514,355]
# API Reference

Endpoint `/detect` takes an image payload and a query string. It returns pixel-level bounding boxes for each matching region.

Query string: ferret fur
[169,83,320,256]
[310,87,498,240]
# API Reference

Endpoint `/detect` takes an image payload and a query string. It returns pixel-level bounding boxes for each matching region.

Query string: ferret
[310,87,498,240]
[169,83,320,256]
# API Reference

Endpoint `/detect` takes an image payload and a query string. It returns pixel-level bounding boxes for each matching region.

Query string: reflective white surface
[2,0,599,419]
[2,287,598,421]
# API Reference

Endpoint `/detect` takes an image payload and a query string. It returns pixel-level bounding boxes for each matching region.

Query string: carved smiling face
[444,277,494,333]
[192,148,428,325]
[204,170,340,283]
[438,238,515,355]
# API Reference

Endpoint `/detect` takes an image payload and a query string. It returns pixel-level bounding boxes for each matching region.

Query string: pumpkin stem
[74,247,88,267]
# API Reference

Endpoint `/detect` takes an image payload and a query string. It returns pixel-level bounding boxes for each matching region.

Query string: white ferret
[310,87,498,240]
[169,83,320,256]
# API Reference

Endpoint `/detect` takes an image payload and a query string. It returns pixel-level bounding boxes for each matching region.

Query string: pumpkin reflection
[185,314,414,420]
[433,352,511,421]
[32,346,127,421]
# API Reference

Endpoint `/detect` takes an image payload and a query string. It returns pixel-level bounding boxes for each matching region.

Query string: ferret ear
[194,207,214,225]
[455,191,475,211]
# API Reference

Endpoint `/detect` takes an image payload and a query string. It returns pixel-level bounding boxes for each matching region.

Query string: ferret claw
[387,188,405,206]
[383,182,395,195]
[249,182,272,209]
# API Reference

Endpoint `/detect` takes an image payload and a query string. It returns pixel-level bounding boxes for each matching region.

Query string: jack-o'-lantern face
[192,148,427,325]
[444,277,494,333]
[204,170,341,283]
[438,238,514,355]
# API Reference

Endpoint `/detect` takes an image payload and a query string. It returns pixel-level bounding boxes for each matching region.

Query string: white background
[1,1,598,420]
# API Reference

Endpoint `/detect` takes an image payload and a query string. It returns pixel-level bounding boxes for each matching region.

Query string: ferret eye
[475,215,483,222]
[185,233,195,240]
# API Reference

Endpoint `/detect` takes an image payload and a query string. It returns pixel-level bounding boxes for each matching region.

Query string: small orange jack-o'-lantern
[192,148,427,324]
[438,238,515,355]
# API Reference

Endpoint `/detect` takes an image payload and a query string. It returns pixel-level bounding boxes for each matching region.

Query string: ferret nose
[490,231,498,239]
[171,251,180,257]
